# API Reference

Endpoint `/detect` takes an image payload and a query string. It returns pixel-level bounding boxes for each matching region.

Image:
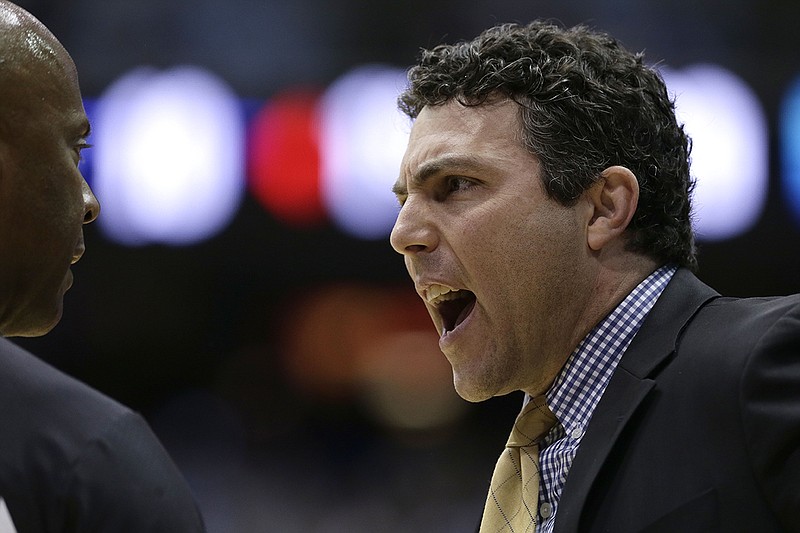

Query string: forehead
[397,99,533,186]
[409,98,521,146]
[0,16,85,127]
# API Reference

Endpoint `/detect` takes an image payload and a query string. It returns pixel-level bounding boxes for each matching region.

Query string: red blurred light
[247,91,325,226]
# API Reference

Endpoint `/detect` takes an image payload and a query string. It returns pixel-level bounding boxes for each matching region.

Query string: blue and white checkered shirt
[534,265,676,532]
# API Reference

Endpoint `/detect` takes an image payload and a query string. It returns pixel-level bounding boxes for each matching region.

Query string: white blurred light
[93,66,245,245]
[319,64,411,240]
[661,64,768,241]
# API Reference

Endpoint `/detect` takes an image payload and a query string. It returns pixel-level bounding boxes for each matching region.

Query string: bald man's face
[0,8,100,336]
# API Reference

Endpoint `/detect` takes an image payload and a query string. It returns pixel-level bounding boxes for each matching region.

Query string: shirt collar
[530,265,677,435]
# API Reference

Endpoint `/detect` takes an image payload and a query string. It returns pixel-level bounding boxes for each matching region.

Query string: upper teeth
[426,285,461,305]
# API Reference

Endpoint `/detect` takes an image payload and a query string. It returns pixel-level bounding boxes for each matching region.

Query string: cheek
[54,178,88,229]
[474,210,583,298]
[455,212,501,247]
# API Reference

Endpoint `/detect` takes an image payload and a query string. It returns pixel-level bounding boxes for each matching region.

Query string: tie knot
[506,396,557,447]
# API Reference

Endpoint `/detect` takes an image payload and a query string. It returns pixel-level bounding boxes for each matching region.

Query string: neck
[572,252,660,355]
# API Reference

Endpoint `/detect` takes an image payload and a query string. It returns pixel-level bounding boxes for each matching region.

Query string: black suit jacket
[0,338,206,532]
[552,269,800,532]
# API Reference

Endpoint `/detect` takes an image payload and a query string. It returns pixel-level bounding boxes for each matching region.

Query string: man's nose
[390,197,438,255]
[82,179,100,224]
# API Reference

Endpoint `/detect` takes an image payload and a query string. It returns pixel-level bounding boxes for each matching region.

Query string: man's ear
[586,165,639,251]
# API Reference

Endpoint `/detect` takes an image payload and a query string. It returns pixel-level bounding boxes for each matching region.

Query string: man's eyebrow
[391,180,408,197]
[393,155,485,196]
[71,117,91,140]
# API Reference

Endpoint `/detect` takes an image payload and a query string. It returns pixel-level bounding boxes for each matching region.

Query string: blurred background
[11,0,800,531]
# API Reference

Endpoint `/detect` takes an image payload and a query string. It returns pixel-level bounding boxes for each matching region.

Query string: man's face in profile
[0,7,99,337]
[390,98,595,402]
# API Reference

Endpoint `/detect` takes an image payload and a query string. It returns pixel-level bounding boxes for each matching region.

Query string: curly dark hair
[399,21,697,271]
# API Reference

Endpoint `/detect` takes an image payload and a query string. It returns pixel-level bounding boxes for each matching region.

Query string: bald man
[0,2,205,530]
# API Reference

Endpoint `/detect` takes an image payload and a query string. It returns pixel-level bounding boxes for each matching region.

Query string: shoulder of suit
[0,337,133,440]
[700,292,800,320]
[675,292,800,369]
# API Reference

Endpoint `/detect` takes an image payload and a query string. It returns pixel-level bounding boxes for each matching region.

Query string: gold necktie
[480,395,557,533]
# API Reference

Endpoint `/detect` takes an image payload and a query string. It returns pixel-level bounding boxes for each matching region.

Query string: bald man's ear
[586,166,639,251]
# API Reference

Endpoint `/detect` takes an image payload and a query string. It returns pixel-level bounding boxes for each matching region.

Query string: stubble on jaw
[449,336,521,402]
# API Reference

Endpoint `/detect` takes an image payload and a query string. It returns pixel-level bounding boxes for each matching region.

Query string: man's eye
[446,176,473,192]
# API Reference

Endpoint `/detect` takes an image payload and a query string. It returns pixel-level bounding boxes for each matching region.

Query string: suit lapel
[553,269,719,532]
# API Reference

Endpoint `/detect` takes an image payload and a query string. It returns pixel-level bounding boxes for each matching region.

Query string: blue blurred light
[781,77,800,225]
[662,64,768,241]
[319,65,411,240]
[82,61,782,247]
[93,66,245,246]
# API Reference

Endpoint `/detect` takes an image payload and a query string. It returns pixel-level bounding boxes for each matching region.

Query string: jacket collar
[553,268,719,532]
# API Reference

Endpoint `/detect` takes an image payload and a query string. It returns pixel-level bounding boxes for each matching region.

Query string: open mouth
[433,290,476,333]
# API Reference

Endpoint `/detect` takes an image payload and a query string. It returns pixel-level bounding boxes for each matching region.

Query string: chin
[6,321,58,338]
[4,306,63,338]
[36,311,62,336]
[453,375,496,403]
[21,323,58,337]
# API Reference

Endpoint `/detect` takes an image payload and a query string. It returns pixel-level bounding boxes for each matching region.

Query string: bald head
[0,1,99,337]
[0,1,76,81]
[0,1,80,143]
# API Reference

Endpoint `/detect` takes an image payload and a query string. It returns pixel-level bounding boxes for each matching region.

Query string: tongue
[452,298,476,330]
